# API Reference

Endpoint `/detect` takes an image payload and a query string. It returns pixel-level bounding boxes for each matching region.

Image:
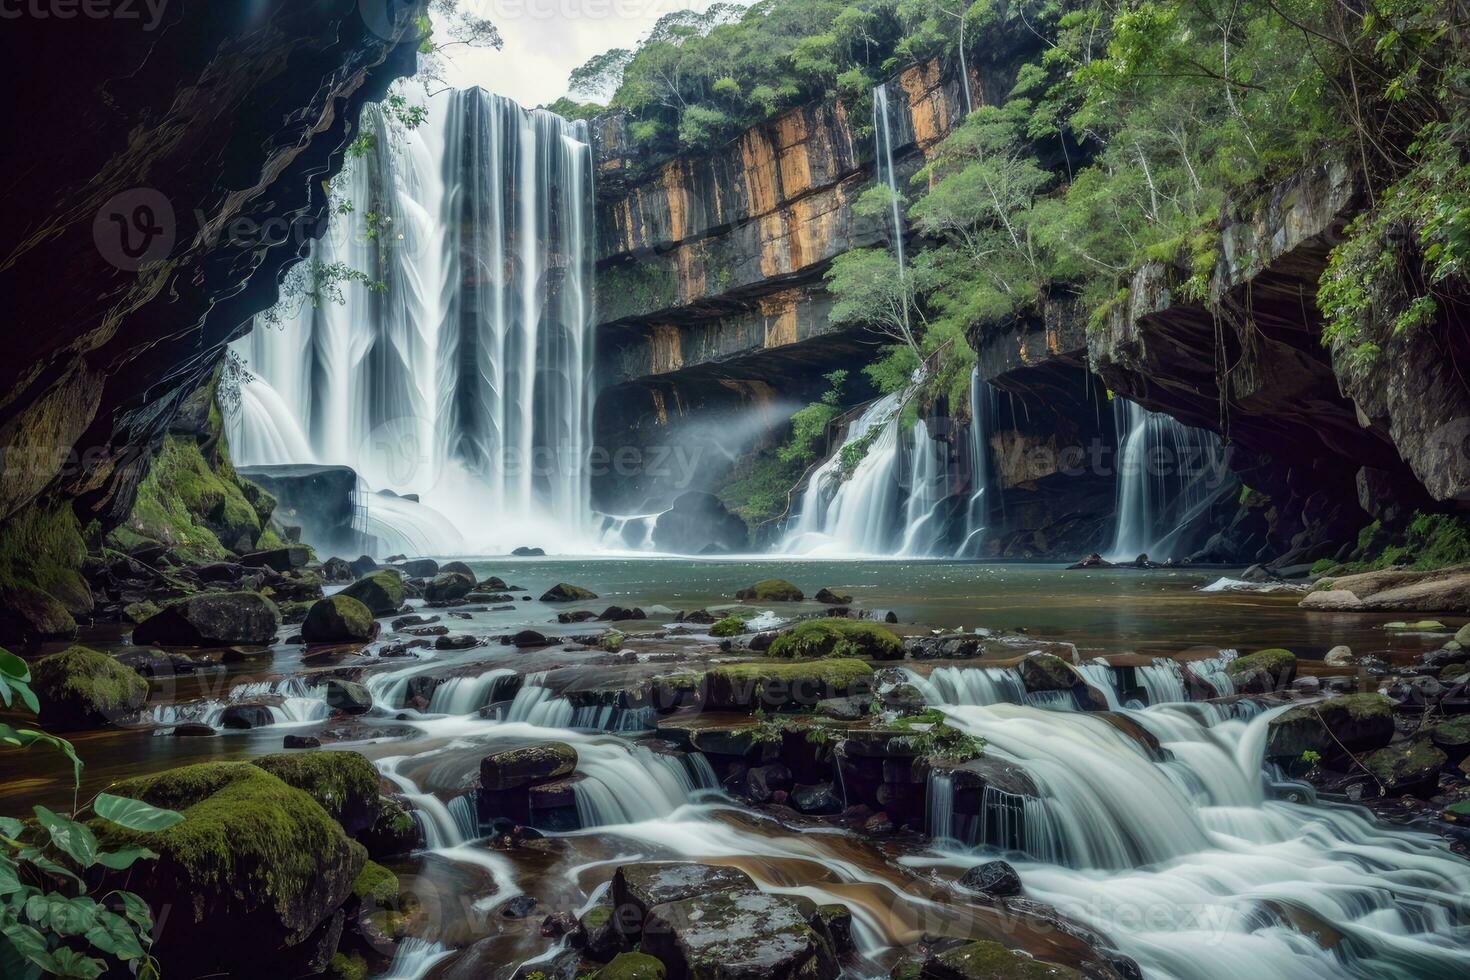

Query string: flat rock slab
[1300,566,1470,613]
[613,862,753,927]
[642,884,836,980]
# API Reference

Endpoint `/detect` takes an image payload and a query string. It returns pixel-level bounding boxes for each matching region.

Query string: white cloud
[426,0,729,109]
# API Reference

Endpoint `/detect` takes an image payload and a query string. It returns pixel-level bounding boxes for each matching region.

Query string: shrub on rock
[302,594,377,643]
[31,644,148,729]
[710,615,745,637]
[814,588,853,605]
[94,762,365,977]
[735,579,803,601]
[339,570,405,615]
[133,591,281,646]
[767,620,902,660]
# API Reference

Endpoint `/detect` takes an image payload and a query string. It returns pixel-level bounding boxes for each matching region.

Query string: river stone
[1324,645,1354,665]
[302,594,376,644]
[611,862,753,940]
[1361,740,1447,798]
[513,547,546,557]
[251,750,382,836]
[1301,566,1470,613]
[541,582,598,602]
[1225,648,1297,693]
[957,860,1023,898]
[1265,693,1396,763]
[239,546,311,571]
[816,696,868,721]
[324,679,373,715]
[512,629,554,648]
[735,578,803,601]
[31,645,148,730]
[1018,654,1077,692]
[440,560,475,578]
[134,591,281,646]
[0,584,79,647]
[641,882,837,980]
[424,571,475,603]
[581,904,626,961]
[814,588,853,605]
[320,557,355,583]
[921,940,1079,980]
[394,558,439,578]
[744,764,792,803]
[1428,717,1470,765]
[93,762,363,977]
[219,703,276,729]
[481,742,577,790]
[790,782,842,815]
[339,570,406,615]
[435,633,479,650]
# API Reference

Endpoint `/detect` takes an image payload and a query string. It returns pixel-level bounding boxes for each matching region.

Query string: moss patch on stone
[339,570,405,615]
[710,615,746,637]
[1226,648,1297,691]
[1361,739,1447,796]
[352,859,399,908]
[119,432,264,563]
[302,594,375,643]
[735,578,804,601]
[599,952,666,980]
[0,502,91,614]
[251,750,381,832]
[31,644,148,729]
[927,940,1078,979]
[767,619,901,660]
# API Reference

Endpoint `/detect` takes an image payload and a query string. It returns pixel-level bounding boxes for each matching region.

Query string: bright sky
[428,0,729,108]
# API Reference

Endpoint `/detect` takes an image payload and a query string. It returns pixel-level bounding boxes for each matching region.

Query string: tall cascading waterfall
[958,368,1002,556]
[1107,397,1231,561]
[231,89,596,554]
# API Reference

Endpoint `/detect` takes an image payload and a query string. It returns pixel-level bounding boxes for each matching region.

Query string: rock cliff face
[0,1,425,642]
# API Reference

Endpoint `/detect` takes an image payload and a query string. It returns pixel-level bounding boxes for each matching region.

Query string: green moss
[767,619,902,660]
[581,905,611,929]
[736,578,804,601]
[98,763,364,919]
[709,658,874,686]
[250,750,380,827]
[352,860,400,908]
[710,615,746,637]
[1362,739,1447,791]
[339,570,405,615]
[31,645,148,728]
[302,594,375,642]
[330,951,369,980]
[1318,512,1470,575]
[1226,648,1297,678]
[932,940,1072,979]
[0,502,90,622]
[599,952,667,980]
[120,433,262,562]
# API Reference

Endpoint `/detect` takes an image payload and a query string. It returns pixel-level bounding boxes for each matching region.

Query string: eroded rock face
[653,492,750,554]
[0,3,423,604]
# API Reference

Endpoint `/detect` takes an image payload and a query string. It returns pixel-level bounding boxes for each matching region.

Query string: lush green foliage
[1316,512,1470,575]
[0,651,182,979]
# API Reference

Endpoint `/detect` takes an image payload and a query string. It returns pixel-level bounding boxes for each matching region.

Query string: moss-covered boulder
[735,579,804,601]
[1225,648,1297,693]
[359,794,423,858]
[600,952,667,980]
[921,940,1079,980]
[302,594,377,644]
[540,582,598,601]
[1361,740,1447,798]
[95,762,364,976]
[133,590,281,646]
[251,750,382,836]
[424,571,475,602]
[703,659,875,712]
[1018,654,1078,692]
[767,619,902,660]
[480,741,578,790]
[31,645,148,729]
[0,503,91,646]
[339,570,405,615]
[814,588,853,605]
[1428,717,1470,766]
[1265,694,1395,763]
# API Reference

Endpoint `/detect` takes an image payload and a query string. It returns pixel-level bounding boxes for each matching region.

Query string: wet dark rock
[581,904,626,961]
[814,588,853,605]
[283,734,321,749]
[377,642,417,658]
[391,614,439,630]
[134,591,281,647]
[864,811,895,834]
[816,696,868,721]
[394,558,439,578]
[481,742,577,791]
[1361,740,1447,798]
[471,591,516,602]
[599,605,647,621]
[676,609,717,624]
[360,795,423,859]
[478,576,510,591]
[790,782,842,815]
[611,863,753,941]
[884,611,899,624]
[425,571,475,602]
[536,582,599,603]
[559,610,599,623]
[324,679,372,715]
[405,624,449,636]
[957,861,1023,898]
[1225,648,1298,693]
[497,894,540,919]
[541,910,583,943]
[652,492,749,555]
[512,629,554,648]
[171,723,216,737]
[880,683,927,716]
[349,556,378,577]
[905,635,985,660]
[513,547,546,557]
[435,634,480,650]
[745,764,793,804]
[115,646,204,677]
[1018,654,1078,692]
[1423,646,1470,669]
[441,560,476,578]
[239,546,311,572]
[920,940,1078,979]
[302,594,377,644]
[1265,693,1394,764]
[811,904,853,959]
[320,557,355,583]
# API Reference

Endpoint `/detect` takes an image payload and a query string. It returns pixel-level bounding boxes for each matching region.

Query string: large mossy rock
[1428,716,1470,765]
[540,582,598,602]
[338,570,405,615]
[0,504,92,646]
[1361,740,1447,798]
[424,571,475,602]
[133,591,281,646]
[480,741,578,790]
[251,750,383,837]
[735,579,804,602]
[921,940,1079,980]
[1225,648,1297,693]
[31,645,148,730]
[1017,654,1079,692]
[96,762,364,976]
[767,620,902,661]
[703,659,875,712]
[1265,693,1395,762]
[302,594,377,644]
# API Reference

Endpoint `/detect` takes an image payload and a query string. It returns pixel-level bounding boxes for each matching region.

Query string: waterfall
[425,668,516,715]
[958,368,1003,556]
[872,84,907,288]
[1107,398,1228,561]
[571,740,719,826]
[232,88,596,554]
[904,666,1027,707]
[146,677,330,729]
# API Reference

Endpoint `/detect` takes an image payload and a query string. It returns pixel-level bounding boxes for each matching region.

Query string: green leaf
[92,847,158,871]
[1,920,56,973]
[0,933,44,980]
[45,895,99,937]
[0,816,23,839]
[48,946,104,979]
[33,807,97,868]
[0,726,83,789]
[0,649,30,681]
[17,847,82,886]
[84,909,145,961]
[92,795,184,833]
[0,857,21,896]
[113,891,153,934]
